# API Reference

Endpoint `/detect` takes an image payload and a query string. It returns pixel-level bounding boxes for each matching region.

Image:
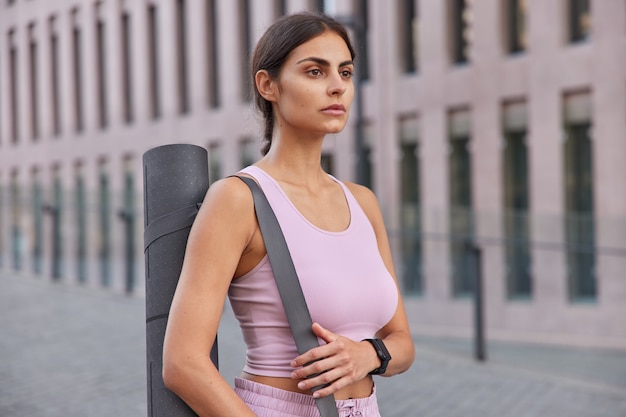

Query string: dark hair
[251,12,356,155]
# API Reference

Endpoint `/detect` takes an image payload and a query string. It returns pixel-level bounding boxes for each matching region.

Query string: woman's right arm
[162,177,259,417]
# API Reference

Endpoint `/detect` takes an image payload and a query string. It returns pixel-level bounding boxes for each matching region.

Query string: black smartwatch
[363,338,391,375]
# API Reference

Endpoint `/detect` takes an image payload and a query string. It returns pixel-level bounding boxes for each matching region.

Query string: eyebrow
[295,57,354,68]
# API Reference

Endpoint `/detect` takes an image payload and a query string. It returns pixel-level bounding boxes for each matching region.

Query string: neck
[257,131,329,187]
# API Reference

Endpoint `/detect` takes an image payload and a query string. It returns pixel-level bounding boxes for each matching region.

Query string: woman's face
[269,30,355,137]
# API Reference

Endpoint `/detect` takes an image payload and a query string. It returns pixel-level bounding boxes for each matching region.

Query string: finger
[311,322,337,344]
[297,366,343,393]
[290,336,345,371]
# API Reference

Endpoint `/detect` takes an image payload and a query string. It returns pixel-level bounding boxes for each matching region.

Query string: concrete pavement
[1,271,625,417]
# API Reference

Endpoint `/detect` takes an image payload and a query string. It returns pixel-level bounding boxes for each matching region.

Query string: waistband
[234,377,379,417]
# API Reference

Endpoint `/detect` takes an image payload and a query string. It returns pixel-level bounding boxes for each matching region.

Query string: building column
[528,0,567,310]
[590,0,626,323]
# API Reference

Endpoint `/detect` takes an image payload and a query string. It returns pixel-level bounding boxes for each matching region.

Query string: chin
[324,122,348,134]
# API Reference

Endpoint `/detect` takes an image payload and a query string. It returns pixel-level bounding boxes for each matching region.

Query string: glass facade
[95,7,108,129]
[240,139,258,169]
[98,163,111,287]
[176,0,189,114]
[450,0,471,64]
[569,0,590,43]
[563,92,595,301]
[399,116,422,294]
[353,0,370,81]
[448,109,473,296]
[148,3,161,119]
[122,160,136,294]
[72,9,84,132]
[208,143,223,184]
[206,0,220,108]
[398,0,418,73]
[239,0,251,102]
[31,170,43,275]
[121,10,134,123]
[10,172,22,270]
[75,165,87,283]
[502,101,531,299]
[321,153,335,176]
[28,23,39,140]
[50,169,63,280]
[506,0,527,54]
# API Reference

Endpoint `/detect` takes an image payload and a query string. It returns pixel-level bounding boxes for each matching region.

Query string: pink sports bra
[227,166,398,377]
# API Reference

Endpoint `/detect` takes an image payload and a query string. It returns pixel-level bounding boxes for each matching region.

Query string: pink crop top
[227,166,398,377]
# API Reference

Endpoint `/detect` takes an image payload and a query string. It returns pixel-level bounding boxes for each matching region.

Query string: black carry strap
[143,203,202,252]
[237,176,340,417]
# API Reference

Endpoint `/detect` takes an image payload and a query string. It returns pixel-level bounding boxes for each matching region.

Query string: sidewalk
[1,271,625,417]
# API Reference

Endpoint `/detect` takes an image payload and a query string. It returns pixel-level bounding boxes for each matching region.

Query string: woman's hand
[289,323,380,398]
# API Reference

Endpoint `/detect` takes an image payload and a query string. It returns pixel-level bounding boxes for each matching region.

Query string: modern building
[1,0,625,349]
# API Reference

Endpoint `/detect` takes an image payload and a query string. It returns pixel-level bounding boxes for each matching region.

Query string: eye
[307,68,323,77]
[340,69,353,79]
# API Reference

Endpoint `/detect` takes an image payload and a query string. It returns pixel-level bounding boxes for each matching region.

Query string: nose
[328,72,348,96]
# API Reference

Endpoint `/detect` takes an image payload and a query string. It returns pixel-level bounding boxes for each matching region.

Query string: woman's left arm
[349,183,416,377]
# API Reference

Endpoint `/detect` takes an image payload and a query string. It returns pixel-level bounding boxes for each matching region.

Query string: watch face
[374,339,391,360]
[366,338,391,375]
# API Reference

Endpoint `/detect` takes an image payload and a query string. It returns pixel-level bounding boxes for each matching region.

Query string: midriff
[240,372,374,400]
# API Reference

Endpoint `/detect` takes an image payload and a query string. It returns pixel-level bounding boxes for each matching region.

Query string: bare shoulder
[191,176,256,237]
[343,181,381,217]
[202,176,254,208]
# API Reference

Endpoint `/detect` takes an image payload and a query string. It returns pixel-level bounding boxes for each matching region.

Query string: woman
[162,12,415,417]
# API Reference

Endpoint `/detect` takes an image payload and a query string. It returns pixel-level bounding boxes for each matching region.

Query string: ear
[255,70,278,102]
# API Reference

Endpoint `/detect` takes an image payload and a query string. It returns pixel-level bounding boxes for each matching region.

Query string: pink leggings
[234,378,381,417]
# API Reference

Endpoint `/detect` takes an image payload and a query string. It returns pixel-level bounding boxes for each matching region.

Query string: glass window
[353,0,370,81]
[505,0,527,54]
[569,0,590,43]
[448,109,473,296]
[275,0,287,17]
[121,10,134,123]
[10,171,22,270]
[95,7,108,129]
[98,162,111,287]
[148,4,161,119]
[31,169,43,274]
[563,91,595,300]
[398,0,418,73]
[208,142,222,184]
[122,158,136,294]
[449,0,472,64]
[321,153,335,176]
[50,167,63,280]
[72,9,84,132]
[240,138,258,168]
[358,122,374,190]
[50,17,62,135]
[206,0,220,108]
[239,0,252,102]
[502,100,532,299]
[75,163,87,283]
[176,0,189,114]
[399,116,422,294]
[28,23,40,140]
[309,0,325,12]
[8,29,19,143]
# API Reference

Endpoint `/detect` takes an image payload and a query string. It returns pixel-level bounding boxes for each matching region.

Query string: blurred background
[1,0,626,374]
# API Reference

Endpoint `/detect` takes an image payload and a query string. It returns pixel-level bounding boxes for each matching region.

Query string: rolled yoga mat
[143,144,217,416]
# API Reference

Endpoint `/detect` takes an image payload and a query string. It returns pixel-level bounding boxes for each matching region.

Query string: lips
[321,104,346,115]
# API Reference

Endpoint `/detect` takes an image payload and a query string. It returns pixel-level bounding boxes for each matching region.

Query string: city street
[1,271,625,417]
